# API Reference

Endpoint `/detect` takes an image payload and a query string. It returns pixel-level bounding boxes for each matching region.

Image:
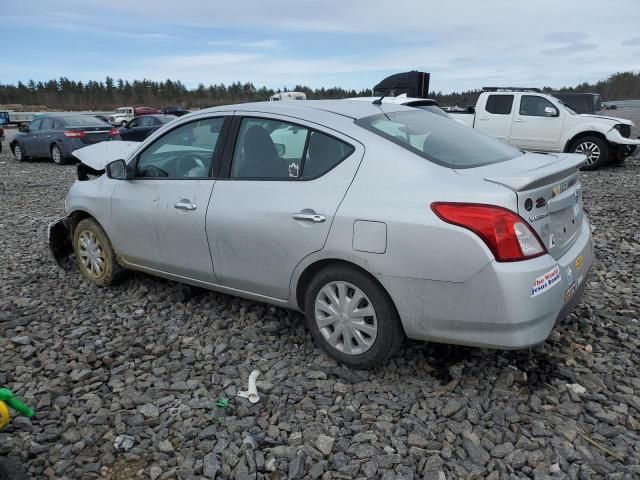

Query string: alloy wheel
[14,145,22,161]
[52,146,62,164]
[575,141,601,165]
[78,230,106,278]
[314,281,378,355]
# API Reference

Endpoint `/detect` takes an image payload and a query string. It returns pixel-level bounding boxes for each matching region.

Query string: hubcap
[78,230,105,278]
[575,142,600,165]
[52,147,61,163]
[314,281,378,355]
[15,146,22,160]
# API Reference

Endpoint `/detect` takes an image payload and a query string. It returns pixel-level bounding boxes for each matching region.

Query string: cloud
[622,37,640,46]
[544,32,588,43]
[207,39,281,49]
[542,43,598,56]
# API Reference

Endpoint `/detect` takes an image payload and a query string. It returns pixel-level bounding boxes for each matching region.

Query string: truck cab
[451,88,640,169]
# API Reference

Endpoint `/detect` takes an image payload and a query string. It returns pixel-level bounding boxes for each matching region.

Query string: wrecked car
[50,101,594,368]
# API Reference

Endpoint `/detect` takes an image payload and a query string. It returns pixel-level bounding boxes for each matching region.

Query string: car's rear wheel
[73,218,125,287]
[51,144,67,165]
[304,265,403,369]
[571,136,609,171]
[13,144,27,162]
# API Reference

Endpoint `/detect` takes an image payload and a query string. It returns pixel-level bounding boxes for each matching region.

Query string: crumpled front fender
[48,216,74,269]
[606,128,640,146]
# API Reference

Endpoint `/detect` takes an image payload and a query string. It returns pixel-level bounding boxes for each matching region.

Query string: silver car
[49,101,594,368]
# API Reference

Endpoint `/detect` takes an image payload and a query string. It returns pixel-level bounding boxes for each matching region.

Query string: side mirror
[106,159,128,180]
[19,124,28,132]
[544,106,559,117]
[274,143,286,157]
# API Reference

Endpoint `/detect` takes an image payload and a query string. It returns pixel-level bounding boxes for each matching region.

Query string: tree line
[0,71,638,111]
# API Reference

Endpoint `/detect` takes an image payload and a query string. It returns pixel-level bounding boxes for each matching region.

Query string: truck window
[519,96,557,116]
[485,95,514,115]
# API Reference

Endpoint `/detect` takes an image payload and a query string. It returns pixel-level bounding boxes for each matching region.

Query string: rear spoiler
[482,153,585,191]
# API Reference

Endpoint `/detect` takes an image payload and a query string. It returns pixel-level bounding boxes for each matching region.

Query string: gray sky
[3,0,640,92]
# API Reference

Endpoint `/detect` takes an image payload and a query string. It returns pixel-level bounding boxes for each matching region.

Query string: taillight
[431,202,546,262]
[108,128,118,137]
[64,130,85,138]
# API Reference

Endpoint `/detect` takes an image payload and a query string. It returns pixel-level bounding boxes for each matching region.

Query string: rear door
[206,114,363,299]
[138,116,156,140]
[475,94,515,143]
[36,117,55,156]
[509,95,564,151]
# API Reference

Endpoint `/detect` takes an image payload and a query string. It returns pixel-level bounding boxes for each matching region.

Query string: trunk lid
[66,125,113,145]
[456,152,586,259]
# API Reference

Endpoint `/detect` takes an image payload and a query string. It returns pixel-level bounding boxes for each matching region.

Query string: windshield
[356,110,522,169]
[61,115,108,127]
[555,99,578,115]
[158,115,177,124]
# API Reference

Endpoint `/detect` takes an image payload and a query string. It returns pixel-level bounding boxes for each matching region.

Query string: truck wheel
[304,265,404,369]
[73,218,125,287]
[120,120,128,127]
[51,144,67,165]
[571,136,609,170]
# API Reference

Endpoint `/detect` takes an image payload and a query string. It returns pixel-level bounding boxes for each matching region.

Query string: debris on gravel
[0,145,639,479]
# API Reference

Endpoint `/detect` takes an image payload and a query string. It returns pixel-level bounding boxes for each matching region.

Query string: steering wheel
[176,154,208,177]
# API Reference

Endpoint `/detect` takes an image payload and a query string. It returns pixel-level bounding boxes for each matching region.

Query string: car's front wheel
[51,144,67,165]
[73,218,125,286]
[571,136,609,170]
[304,265,404,369]
[13,144,26,162]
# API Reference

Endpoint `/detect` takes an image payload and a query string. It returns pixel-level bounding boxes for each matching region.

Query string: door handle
[174,200,197,211]
[46,135,51,138]
[293,213,326,223]
[32,136,37,139]
[514,118,524,122]
[478,116,490,121]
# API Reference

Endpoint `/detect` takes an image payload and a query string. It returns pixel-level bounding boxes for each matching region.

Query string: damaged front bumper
[48,215,74,268]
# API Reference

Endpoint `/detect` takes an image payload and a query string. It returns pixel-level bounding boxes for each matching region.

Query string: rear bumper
[380,216,594,349]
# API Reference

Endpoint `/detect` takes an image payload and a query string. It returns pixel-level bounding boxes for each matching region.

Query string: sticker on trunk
[531,265,561,297]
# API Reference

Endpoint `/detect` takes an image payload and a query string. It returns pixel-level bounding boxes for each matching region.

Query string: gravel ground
[1,144,639,480]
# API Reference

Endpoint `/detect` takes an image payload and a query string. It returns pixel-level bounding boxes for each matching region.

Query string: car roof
[194,100,411,120]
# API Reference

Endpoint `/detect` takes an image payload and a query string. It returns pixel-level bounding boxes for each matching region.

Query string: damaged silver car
[50,101,594,368]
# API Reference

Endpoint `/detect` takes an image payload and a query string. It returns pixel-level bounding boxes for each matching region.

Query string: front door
[207,115,363,299]
[509,95,564,151]
[108,115,229,283]
[21,118,42,156]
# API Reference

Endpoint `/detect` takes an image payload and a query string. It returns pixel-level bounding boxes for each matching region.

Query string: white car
[449,88,640,169]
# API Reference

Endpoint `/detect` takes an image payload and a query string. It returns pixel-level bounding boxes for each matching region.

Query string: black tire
[51,144,67,165]
[120,120,128,127]
[13,144,27,162]
[73,218,125,287]
[304,265,404,369]
[570,136,609,171]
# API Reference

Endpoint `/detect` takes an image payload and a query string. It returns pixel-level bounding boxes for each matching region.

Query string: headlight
[613,124,631,138]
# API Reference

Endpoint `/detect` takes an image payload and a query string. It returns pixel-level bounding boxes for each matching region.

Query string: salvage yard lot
[1,146,639,478]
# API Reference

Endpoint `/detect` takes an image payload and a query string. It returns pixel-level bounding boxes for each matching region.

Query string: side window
[231,118,309,179]
[139,117,154,127]
[40,118,54,130]
[28,119,42,131]
[519,95,557,117]
[128,119,139,128]
[303,131,355,179]
[135,117,225,179]
[485,95,514,115]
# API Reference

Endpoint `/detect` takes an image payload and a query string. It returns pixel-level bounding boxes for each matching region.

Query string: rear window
[355,110,522,169]
[158,115,176,124]
[61,116,108,127]
[485,95,514,115]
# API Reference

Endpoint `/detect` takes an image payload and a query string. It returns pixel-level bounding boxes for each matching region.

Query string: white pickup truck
[450,88,640,170]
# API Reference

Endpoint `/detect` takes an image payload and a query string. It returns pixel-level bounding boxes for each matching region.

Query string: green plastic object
[215,398,229,409]
[0,388,35,418]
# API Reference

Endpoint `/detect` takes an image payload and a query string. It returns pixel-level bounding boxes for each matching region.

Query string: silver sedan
[49,101,594,368]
